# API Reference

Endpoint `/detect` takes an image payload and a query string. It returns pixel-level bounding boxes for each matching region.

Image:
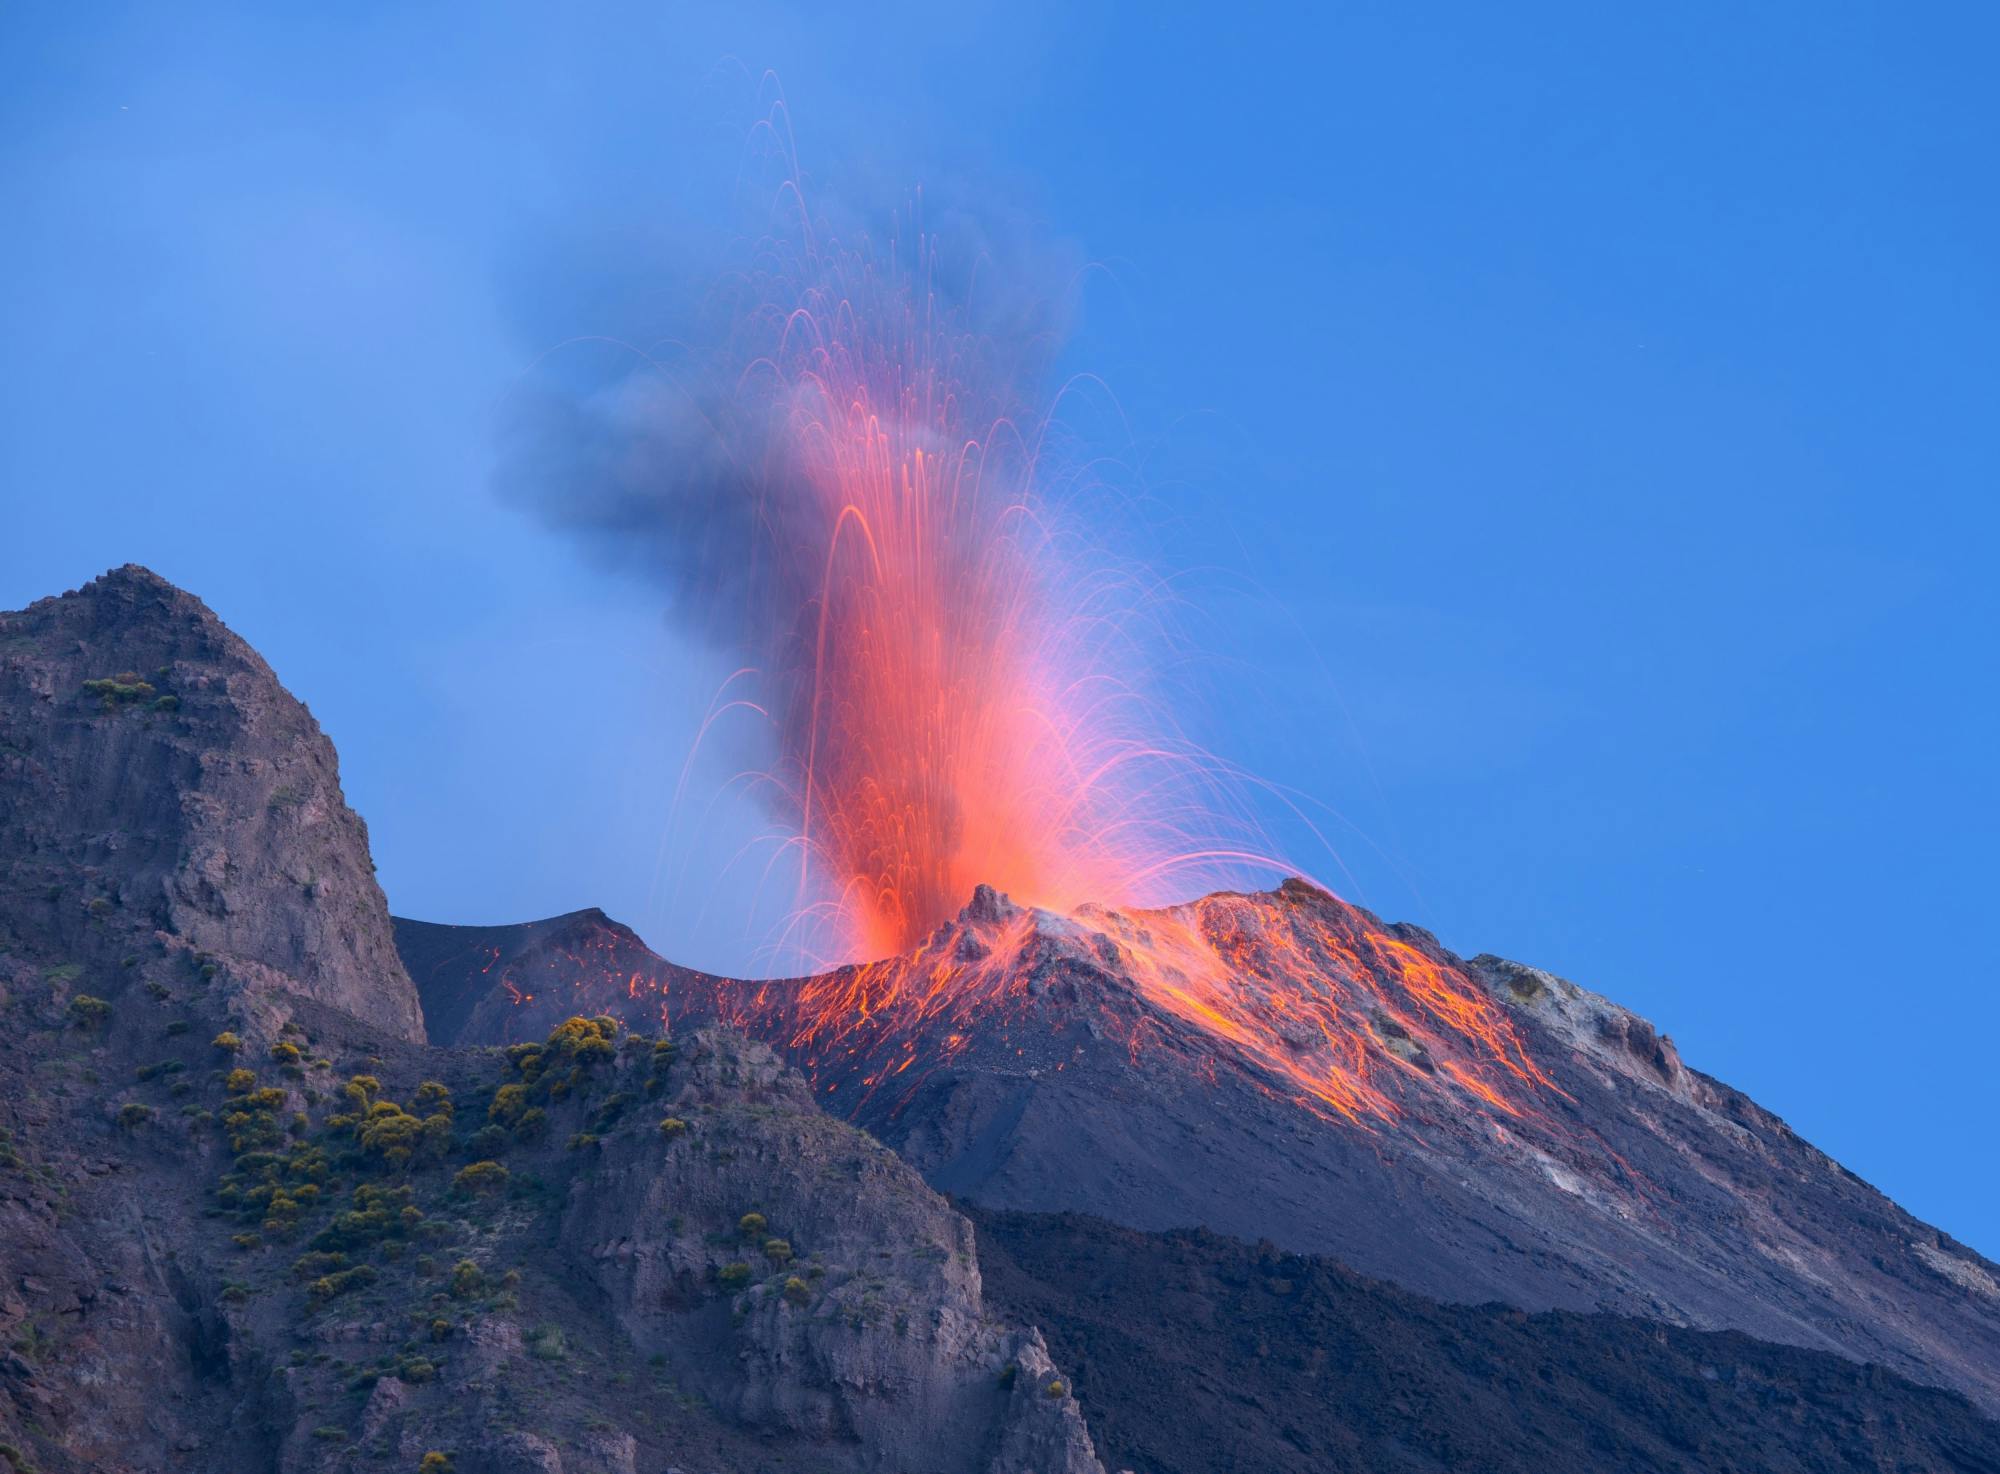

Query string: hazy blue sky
[5,2,1996,1250]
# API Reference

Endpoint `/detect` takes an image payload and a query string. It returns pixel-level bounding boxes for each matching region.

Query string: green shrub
[305,1264,378,1306]
[312,1425,347,1441]
[448,1260,483,1299]
[1044,1379,1066,1398]
[224,1069,257,1095]
[212,1031,243,1054]
[269,1041,302,1064]
[762,1238,792,1265]
[310,1184,420,1251]
[738,1212,767,1239]
[525,1325,566,1361]
[67,995,111,1030]
[116,1102,154,1129]
[451,1160,509,1196]
[718,1262,752,1289]
[657,1117,688,1139]
[545,1016,617,1066]
[291,1251,348,1283]
[565,1132,599,1152]
[418,1452,454,1473]
[413,1081,452,1113]
[782,1275,811,1306]
[83,672,156,708]
[487,1083,529,1125]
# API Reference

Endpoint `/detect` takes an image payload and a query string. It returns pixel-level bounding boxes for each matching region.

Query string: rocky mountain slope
[402,883,2000,1417]
[0,565,424,1041]
[973,1208,2000,1474]
[0,568,1100,1474]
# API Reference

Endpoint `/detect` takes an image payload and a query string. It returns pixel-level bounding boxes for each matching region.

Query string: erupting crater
[400,879,1556,1130]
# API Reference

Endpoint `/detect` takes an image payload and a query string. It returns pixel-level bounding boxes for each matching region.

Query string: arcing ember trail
[521,156,1560,1129]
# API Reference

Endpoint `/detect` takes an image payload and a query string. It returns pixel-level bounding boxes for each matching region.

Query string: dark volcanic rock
[0,565,424,1040]
[972,1207,2000,1474]
[396,908,704,1047]
[401,886,2000,1415]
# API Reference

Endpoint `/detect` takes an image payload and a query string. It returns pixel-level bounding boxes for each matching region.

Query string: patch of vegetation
[327,1074,451,1169]
[82,672,155,710]
[451,1160,508,1196]
[311,1182,422,1252]
[491,1016,622,1126]
[67,995,111,1030]
[212,1031,243,1054]
[526,1324,567,1361]
[718,1262,752,1289]
[738,1212,767,1239]
[658,1117,688,1139]
[116,1102,155,1129]
[306,1264,378,1306]
[783,1276,811,1306]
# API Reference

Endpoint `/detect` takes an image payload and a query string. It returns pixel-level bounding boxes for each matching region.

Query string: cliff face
[0,565,424,1041]
[0,568,1102,1474]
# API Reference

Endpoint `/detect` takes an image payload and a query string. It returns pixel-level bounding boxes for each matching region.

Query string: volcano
[401,881,2000,1415]
[5,565,1996,1474]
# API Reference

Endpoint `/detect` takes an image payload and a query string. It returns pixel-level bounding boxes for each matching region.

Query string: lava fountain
[656,190,1275,964]
[509,119,1552,1125]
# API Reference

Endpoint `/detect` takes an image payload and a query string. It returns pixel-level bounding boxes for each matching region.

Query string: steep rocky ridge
[0,568,1101,1474]
[401,886,2000,1415]
[0,565,423,1041]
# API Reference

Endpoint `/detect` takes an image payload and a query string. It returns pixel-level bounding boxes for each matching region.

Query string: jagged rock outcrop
[562,1030,1099,1474]
[0,565,424,1040]
[0,567,1104,1474]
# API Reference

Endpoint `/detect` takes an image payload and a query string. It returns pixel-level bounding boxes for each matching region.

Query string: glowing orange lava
[692,197,1273,965]
[542,882,1561,1128]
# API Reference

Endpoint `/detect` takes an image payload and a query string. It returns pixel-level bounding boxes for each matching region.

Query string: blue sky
[4,2,1996,1251]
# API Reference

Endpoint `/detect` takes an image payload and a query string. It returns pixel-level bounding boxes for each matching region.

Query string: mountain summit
[1,565,424,1041]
